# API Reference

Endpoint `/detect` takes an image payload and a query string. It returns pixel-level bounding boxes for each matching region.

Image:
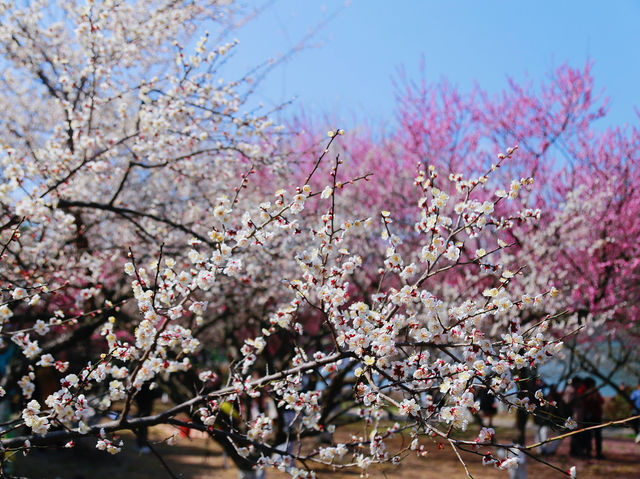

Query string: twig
[0,217,24,259]
[448,438,474,479]
[525,414,640,450]
[145,438,180,479]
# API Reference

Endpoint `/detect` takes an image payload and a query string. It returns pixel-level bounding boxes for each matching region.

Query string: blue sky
[221,0,640,129]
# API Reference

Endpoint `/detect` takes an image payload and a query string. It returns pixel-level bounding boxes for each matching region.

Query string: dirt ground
[9,417,640,479]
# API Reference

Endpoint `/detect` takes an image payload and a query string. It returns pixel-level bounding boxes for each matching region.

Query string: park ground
[9,413,640,479]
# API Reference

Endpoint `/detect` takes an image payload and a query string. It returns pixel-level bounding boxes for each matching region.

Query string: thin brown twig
[144,438,180,479]
[524,414,640,451]
[0,216,24,259]
[448,438,474,479]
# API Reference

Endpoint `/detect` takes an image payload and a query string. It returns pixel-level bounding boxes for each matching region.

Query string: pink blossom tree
[289,60,640,435]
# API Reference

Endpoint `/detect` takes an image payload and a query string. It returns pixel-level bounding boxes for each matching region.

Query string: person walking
[563,377,587,457]
[583,377,604,459]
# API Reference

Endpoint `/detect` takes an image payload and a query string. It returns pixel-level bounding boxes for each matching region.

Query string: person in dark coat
[135,384,162,453]
[563,376,587,457]
[478,387,498,427]
[583,377,604,459]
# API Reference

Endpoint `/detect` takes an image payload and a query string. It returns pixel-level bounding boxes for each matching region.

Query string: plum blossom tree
[474,62,640,400]
[507,123,640,402]
[290,61,640,425]
[0,2,601,479]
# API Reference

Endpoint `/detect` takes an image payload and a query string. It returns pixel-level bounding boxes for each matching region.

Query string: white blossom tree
[0,2,579,478]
